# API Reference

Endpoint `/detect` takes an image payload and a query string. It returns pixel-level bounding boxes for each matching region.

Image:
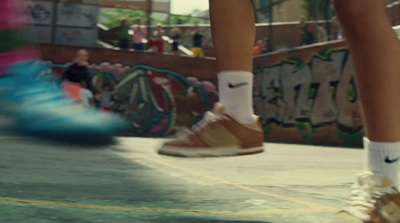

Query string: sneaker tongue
[358,172,393,188]
[211,102,226,115]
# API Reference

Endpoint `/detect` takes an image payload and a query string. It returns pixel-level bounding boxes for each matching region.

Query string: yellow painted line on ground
[134,154,338,212]
[0,196,333,215]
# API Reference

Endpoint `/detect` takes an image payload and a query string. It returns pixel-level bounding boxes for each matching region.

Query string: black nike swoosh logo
[385,156,400,164]
[228,82,249,89]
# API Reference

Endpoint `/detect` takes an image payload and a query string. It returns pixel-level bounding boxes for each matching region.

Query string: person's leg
[210,0,255,124]
[331,0,400,222]
[158,0,264,157]
[336,0,400,142]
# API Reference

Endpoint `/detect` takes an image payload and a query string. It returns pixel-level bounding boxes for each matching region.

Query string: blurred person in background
[170,27,181,55]
[118,19,130,50]
[330,16,343,40]
[98,83,118,113]
[131,17,147,51]
[316,24,328,43]
[303,23,315,45]
[80,81,94,108]
[191,25,204,57]
[298,15,307,45]
[262,38,269,53]
[253,40,263,55]
[148,24,165,53]
[62,49,92,102]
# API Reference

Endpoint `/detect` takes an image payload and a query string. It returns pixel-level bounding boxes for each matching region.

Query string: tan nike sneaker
[158,102,264,157]
[331,172,400,223]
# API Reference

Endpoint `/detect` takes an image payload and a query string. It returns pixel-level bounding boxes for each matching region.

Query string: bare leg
[209,0,256,124]
[209,0,255,72]
[334,0,400,142]
[331,1,400,221]
[158,1,264,157]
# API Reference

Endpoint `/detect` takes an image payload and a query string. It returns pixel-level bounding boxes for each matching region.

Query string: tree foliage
[101,7,147,28]
[254,0,289,22]
[102,7,209,28]
[302,0,332,20]
[154,14,202,25]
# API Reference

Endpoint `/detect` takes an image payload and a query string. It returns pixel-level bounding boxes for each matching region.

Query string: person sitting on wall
[191,25,204,57]
[62,49,92,102]
[297,15,307,45]
[253,40,263,55]
[302,23,315,45]
[148,24,165,53]
[170,27,181,55]
[262,38,269,53]
[316,24,328,43]
[98,83,118,113]
[80,81,94,107]
[131,17,147,51]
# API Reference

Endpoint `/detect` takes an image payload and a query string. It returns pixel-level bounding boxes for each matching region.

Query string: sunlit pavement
[0,134,370,223]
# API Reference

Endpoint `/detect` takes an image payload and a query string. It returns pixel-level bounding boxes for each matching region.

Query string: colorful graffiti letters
[254,47,363,146]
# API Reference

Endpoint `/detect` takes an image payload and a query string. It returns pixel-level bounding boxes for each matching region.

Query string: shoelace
[344,175,397,221]
[175,110,229,138]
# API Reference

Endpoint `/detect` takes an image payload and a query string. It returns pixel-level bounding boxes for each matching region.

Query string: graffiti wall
[41,61,218,137]
[39,42,363,147]
[21,0,53,43]
[56,2,98,46]
[22,0,98,46]
[253,41,363,147]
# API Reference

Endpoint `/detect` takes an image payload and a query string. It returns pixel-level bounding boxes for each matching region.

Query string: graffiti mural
[56,2,99,46]
[41,62,218,137]
[19,1,53,43]
[254,45,363,147]
[23,3,51,23]
[39,42,364,147]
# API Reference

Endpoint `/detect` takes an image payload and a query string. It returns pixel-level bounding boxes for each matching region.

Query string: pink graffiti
[61,29,82,43]
[87,62,130,77]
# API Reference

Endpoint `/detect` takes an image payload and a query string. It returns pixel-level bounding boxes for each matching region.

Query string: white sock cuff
[364,137,400,151]
[217,70,254,124]
[364,137,400,185]
[218,70,253,80]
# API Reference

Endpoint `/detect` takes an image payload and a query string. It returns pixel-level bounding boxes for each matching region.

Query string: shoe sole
[158,146,264,157]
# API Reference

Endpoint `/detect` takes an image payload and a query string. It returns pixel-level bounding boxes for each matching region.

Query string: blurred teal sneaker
[0,62,128,143]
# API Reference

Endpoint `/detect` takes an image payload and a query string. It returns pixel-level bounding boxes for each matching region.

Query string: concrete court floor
[0,134,373,223]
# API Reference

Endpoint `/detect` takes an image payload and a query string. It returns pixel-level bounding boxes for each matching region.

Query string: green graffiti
[285,46,345,71]
[308,87,317,99]
[295,122,315,144]
[263,123,273,135]
[348,78,357,102]
[337,128,363,148]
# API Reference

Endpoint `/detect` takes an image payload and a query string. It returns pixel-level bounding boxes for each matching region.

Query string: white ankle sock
[218,71,254,124]
[364,137,400,185]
